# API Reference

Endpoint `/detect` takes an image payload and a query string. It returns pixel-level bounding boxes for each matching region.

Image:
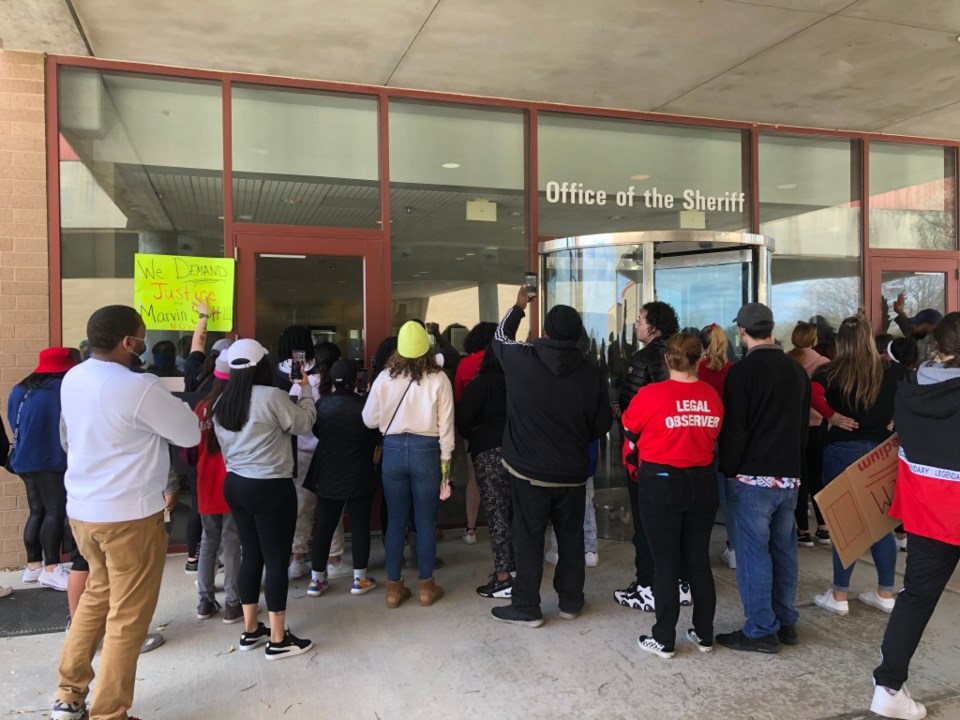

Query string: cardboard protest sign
[133,253,235,332]
[814,434,901,569]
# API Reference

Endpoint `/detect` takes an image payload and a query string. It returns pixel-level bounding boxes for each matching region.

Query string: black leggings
[21,471,67,566]
[223,473,297,612]
[311,492,374,574]
[796,424,827,531]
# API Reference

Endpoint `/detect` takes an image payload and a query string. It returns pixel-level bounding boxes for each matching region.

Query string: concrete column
[478,281,500,322]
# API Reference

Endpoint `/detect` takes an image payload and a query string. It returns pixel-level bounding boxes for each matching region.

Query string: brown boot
[418,577,444,607]
[385,578,411,609]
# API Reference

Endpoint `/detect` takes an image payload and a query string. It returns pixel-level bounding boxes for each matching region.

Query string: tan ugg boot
[418,577,444,607]
[385,578,411,609]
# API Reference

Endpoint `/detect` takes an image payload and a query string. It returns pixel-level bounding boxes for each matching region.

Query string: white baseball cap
[227,338,268,370]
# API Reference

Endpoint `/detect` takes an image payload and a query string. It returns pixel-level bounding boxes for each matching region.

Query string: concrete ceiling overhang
[3,0,960,138]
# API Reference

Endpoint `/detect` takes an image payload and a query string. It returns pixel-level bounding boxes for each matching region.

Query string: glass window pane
[869,143,956,250]
[880,270,946,339]
[760,134,861,349]
[58,68,225,351]
[538,114,748,237]
[232,85,379,227]
[389,101,526,334]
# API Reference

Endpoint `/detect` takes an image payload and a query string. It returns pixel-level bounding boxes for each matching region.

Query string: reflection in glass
[880,271,946,339]
[759,135,861,348]
[58,68,224,350]
[256,255,364,362]
[539,114,748,237]
[389,101,526,335]
[869,143,956,250]
[232,86,379,227]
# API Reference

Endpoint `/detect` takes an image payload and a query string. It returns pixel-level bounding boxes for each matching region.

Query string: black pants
[638,462,719,650]
[510,477,585,616]
[311,492,374,574]
[186,470,202,559]
[223,473,297,612]
[874,533,960,690]
[796,424,826,532]
[21,471,67,566]
[627,474,655,586]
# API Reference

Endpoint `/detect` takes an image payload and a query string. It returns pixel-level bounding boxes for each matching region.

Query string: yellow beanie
[397,321,430,359]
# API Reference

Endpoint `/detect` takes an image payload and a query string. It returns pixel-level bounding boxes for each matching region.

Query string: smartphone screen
[291,350,305,380]
[524,272,538,299]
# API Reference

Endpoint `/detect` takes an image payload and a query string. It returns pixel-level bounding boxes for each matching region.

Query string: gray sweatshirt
[214,385,317,479]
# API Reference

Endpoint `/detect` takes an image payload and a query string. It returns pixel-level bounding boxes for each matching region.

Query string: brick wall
[0,50,49,569]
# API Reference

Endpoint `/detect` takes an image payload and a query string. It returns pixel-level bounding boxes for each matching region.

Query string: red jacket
[454,351,484,401]
[194,400,229,515]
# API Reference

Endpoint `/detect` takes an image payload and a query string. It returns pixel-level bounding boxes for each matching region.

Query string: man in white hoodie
[51,305,200,720]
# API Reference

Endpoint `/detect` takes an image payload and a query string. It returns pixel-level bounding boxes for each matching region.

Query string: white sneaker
[679,580,693,606]
[637,634,674,659]
[288,559,309,579]
[39,565,70,592]
[814,589,849,616]
[896,535,908,552]
[859,591,896,614]
[721,546,736,570]
[0,586,11,598]
[871,684,926,719]
[544,550,559,566]
[326,561,353,580]
[461,528,477,545]
[22,565,42,584]
[584,551,599,567]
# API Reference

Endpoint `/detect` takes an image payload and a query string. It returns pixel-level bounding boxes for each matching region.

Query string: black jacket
[814,364,898,447]
[491,306,612,485]
[304,392,379,499]
[456,370,506,457]
[719,345,810,479]
[895,366,960,472]
[618,337,669,410]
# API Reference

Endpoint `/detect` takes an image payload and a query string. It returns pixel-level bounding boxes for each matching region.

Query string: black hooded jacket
[491,306,612,485]
[618,337,669,410]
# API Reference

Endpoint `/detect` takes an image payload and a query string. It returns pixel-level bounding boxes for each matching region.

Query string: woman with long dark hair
[457,345,514,598]
[214,339,317,660]
[787,321,831,548]
[869,313,960,720]
[811,316,899,617]
[190,354,241,623]
[8,347,78,591]
[363,321,455,608]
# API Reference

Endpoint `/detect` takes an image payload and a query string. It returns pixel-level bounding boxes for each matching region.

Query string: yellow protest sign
[133,253,235,331]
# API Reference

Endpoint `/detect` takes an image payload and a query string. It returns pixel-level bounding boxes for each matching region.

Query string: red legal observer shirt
[621,379,724,468]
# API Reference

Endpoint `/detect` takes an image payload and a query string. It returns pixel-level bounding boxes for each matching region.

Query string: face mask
[126,336,146,365]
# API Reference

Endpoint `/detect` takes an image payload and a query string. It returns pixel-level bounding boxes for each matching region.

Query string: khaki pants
[292,452,343,557]
[57,512,166,720]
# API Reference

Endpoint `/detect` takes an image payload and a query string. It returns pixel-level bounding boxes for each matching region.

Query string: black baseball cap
[330,358,358,386]
[734,303,774,332]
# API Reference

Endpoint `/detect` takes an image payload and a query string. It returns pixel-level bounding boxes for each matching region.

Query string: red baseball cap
[35,347,79,374]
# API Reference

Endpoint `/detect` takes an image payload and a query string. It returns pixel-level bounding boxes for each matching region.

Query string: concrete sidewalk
[2,529,959,720]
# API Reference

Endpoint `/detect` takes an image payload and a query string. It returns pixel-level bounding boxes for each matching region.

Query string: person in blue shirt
[8,346,79,592]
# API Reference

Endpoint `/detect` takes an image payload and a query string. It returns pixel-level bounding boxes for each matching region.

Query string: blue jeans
[823,440,898,592]
[727,479,800,637]
[382,433,441,582]
[715,448,735,549]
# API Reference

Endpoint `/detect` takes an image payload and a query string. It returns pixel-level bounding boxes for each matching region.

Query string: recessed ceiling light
[631,174,651,181]
[455,257,464,261]
[442,162,461,169]
[281,198,299,205]
[776,183,798,190]
[464,252,476,256]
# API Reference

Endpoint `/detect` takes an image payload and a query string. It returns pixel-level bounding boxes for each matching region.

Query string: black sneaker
[637,634,675,659]
[815,529,831,546]
[223,602,243,624]
[197,597,221,620]
[239,622,271,651]
[184,559,198,574]
[777,624,799,646]
[491,605,544,628]
[686,628,714,653]
[716,629,779,654]
[476,575,513,599]
[797,532,815,548]
[264,629,313,661]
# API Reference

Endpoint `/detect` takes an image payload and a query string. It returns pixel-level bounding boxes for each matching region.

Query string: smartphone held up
[524,272,538,301]
[290,350,305,381]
